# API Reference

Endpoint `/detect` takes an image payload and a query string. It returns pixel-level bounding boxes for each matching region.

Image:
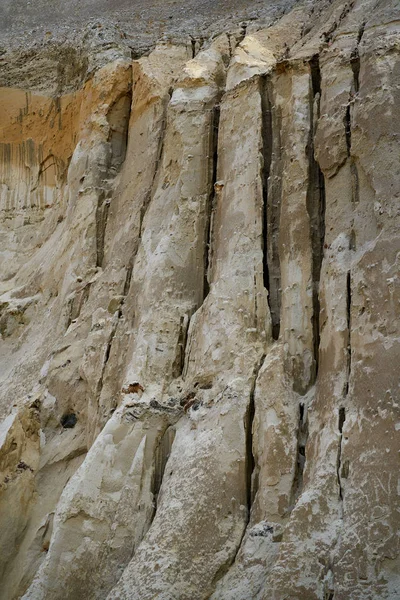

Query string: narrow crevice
[207,519,248,596]
[203,105,220,300]
[337,407,346,501]
[260,77,272,294]
[246,354,266,516]
[108,92,132,172]
[345,270,352,396]
[310,55,321,96]
[227,33,233,57]
[344,104,352,157]
[138,90,171,241]
[96,191,110,268]
[260,75,281,340]
[322,1,355,44]
[246,389,256,514]
[95,261,136,411]
[289,401,309,509]
[357,20,366,45]
[207,352,265,595]
[189,36,205,59]
[95,312,120,399]
[348,44,360,230]
[180,99,221,379]
[338,407,346,433]
[307,56,326,380]
[190,37,196,59]
[172,313,191,378]
[350,49,360,94]
[152,426,176,511]
[346,271,351,346]
[96,91,132,268]
[122,263,133,299]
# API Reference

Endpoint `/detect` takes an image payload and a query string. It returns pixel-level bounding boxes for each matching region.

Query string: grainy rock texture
[0,1,399,599]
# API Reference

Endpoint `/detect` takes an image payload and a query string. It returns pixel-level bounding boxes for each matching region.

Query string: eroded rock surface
[0,1,399,599]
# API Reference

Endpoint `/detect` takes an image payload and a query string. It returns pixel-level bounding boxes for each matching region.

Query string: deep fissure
[307,56,326,379]
[172,313,190,378]
[203,104,220,300]
[152,426,176,511]
[289,401,309,509]
[96,191,110,268]
[350,49,360,94]
[344,104,352,156]
[337,407,347,501]
[246,354,266,515]
[260,75,281,340]
[345,270,352,394]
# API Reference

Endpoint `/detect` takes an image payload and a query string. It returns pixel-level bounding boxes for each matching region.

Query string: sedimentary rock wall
[0,1,399,598]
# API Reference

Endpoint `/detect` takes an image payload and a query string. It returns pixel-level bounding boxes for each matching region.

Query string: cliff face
[0,1,399,599]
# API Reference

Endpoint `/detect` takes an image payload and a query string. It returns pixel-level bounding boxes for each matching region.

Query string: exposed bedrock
[0,0,399,599]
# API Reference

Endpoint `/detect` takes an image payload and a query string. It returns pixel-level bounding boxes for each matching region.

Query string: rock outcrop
[0,1,399,598]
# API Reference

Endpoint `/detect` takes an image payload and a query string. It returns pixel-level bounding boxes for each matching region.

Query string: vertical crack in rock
[138,89,172,238]
[344,270,352,397]
[190,37,197,59]
[208,349,266,596]
[108,92,132,171]
[338,271,351,503]
[246,354,266,515]
[260,78,272,303]
[357,20,366,49]
[349,36,361,212]
[96,189,110,268]
[344,104,352,157]
[337,407,347,502]
[204,104,220,299]
[172,313,190,378]
[96,90,133,268]
[95,312,120,402]
[307,56,326,377]
[189,36,204,58]
[96,91,132,267]
[260,75,281,340]
[227,33,233,58]
[152,426,176,514]
[322,0,356,44]
[350,48,360,94]
[96,89,170,408]
[289,401,309,509]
